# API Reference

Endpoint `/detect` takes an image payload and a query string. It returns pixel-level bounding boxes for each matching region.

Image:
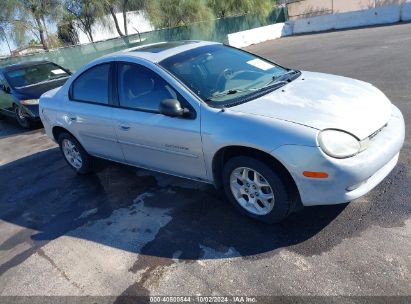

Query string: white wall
[227,23,292,48]
[291,2,411,34]
[227,1,410,48]
[76,11,154,44]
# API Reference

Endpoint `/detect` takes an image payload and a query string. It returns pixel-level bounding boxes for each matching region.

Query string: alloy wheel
[15,107,30,128]
[229,167,275,215]
[62,139,83,169]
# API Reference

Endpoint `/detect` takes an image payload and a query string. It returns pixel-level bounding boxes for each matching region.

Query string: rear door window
[71,64,110,104]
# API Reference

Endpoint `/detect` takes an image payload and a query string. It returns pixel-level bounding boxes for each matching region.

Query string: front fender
[201,106,318,180]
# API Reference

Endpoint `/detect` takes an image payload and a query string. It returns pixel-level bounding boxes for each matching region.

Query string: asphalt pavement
[0,22,410,301]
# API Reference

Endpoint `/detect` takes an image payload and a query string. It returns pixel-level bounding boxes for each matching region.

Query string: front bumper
[22,104,40,118]
[272,105,405,206]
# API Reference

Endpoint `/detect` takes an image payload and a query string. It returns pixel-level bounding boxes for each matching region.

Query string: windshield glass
[5,62,70,88]
[160,44,291,105]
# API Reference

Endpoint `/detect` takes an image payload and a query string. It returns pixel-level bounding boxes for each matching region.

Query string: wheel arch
[52,126,76,142]
[12,102,21,110]
[212,145,302,209]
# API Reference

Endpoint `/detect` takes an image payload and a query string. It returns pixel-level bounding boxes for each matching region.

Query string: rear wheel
[14,105,31,129]
[223,156,294,223]
[58,132,92,174]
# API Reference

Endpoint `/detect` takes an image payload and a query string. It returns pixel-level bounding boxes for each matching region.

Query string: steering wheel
[215,69,264,92]
[215,69,239,91]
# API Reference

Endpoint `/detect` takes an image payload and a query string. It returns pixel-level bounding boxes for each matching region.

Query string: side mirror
[160,99,190,118]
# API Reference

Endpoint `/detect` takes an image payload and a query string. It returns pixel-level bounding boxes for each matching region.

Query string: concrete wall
[291,1,411,34]
[227,23,292,48]
[287,0,332,20]
[227,0,411,47]
[287,0,407,20]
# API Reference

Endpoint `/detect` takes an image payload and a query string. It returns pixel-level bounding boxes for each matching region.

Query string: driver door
[111,62,207,180]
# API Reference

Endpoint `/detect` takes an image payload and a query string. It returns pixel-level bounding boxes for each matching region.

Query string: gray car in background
[39,41,404,223]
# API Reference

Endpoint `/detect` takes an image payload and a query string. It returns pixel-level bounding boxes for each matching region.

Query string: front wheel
[14,106,31,128]
[58,132,92,174]
[223,156,294,223]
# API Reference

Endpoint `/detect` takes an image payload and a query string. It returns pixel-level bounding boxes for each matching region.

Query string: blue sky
[0,21,57,56]
[0,39,16,56]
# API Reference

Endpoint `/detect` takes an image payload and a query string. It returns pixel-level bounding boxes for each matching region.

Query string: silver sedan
[39,41,405,223]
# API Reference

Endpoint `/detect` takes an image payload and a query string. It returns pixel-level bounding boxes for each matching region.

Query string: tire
[58,132,92,174]
[14,105,31,129]
[222,156,294,223]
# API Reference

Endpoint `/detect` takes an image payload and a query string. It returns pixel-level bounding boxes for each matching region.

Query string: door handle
[67,114,77,121]
[119,124,130,131]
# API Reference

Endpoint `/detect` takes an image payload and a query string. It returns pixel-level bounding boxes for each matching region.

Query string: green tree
[0,2,14,54]
[0,0,61,51]
[101,0,125,37]
[147,0,214,28]
[120,0,146,36]
[27,38,40,46]
[57,13,79,46]
[100,0,146,38]
[208,0,274,18]
[0,27,12,54]
[63,0,105,42]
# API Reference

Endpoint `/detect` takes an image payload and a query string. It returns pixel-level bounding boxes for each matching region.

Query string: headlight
[20,99,39,105]
[318,129,361,158]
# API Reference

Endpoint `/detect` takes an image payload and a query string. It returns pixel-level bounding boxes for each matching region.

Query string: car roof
[0,60,54,72]
[108,40,221,63]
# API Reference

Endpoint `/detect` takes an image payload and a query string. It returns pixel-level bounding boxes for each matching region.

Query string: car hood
[229,71,392,140]
[13,77,68,100]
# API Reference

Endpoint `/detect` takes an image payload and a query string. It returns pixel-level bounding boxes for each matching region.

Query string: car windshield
[160,44,295,106]
[5,62,70,88]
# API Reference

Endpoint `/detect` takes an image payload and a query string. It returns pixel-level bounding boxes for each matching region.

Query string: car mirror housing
[160,99,190,118]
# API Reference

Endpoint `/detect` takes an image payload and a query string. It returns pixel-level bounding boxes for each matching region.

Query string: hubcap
[15,107,30,128]
[62,139,83,169]
[230,167,275,216]
[16,107,27,121]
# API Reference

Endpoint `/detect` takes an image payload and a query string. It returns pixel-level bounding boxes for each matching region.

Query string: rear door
[111,61,207,180]
[65,62,124,162]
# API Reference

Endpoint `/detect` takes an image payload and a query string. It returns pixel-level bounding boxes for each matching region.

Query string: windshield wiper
[263,69,300,88]
[15,75,70,89]
[206,70,300,102]
[49,74,69,81]
[206,88,256,101]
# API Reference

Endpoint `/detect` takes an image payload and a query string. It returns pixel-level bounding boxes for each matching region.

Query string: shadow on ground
[0,148,348,268]
[0,116,43,139]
